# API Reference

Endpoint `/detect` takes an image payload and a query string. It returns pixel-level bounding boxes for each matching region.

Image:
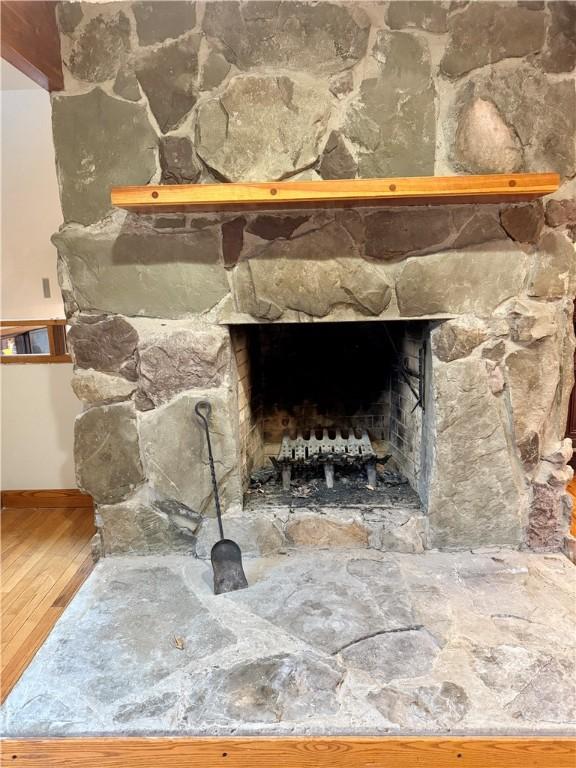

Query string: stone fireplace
[50,0,575,559]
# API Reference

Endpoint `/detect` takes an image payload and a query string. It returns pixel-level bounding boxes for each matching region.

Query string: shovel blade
[211,539,248,595]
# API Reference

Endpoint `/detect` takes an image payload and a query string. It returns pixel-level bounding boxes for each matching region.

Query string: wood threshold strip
[1,489,93,509]
[0,354,71,364]
[2,737,575,767]
[111,172,560,213]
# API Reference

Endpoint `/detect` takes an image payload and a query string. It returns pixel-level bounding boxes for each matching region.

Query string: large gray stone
[64,9,130,82]
[138,326,231,407]
[441,4,545,77]
[505,338,561,447]
[528,231,576,299]
[380,515,427,554]
[470,642,549,695]
[500,202,544,244]
[139,392,241,515]
[370,682,469,729]
[329,70,354,99]
[231,221,392,320]
[360,556,435,616]
[10,564,236,726]
[396,243,529,317]
[505,658,576,723]
[57,2,83,35]
[540,1,576,73]
[113,66,141,101]
[194,511,286,559]
[344,31,435,177]
[431,317,488,363]
[68,315,138,373]
[159,136,202,185]
[285,513,369,549]
[502,298,558,344]
[97,497,200,555]
[341,629,440,682]
[135,34,201,132]
[452,210,507,249]
[363,208,452,261]
[114,692,178,725]
[133,1,196,46]
[183,652,344,725]
[53,222,229,318]
[453,65,575,178]
[52,89,157,225]
[545,199,576,229]
[246,214,309,241]
[230,553,415,655]
[199,49,231,90]
[527,483,570,553]
[71,368,137,404]
[318,131,357,180]
[454,98,522,174]
[386,1,448,33]
[221,217,246,268]
[202,1,369,75]
[428,357,524,548]
[196,74,331,181]
[75,402,144,504]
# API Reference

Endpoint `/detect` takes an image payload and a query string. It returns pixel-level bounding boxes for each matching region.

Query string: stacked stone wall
[51,1,576,554]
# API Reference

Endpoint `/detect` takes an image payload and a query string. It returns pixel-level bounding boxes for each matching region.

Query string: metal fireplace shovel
[194,400,248,595]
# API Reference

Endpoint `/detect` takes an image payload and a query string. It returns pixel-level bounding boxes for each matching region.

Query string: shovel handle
[195,400,212,420]
[195,400,225,540]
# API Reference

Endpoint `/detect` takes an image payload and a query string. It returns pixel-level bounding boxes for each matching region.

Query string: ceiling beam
[1,1,63,92]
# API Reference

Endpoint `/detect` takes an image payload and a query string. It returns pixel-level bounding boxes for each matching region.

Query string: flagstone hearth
[2,548,574,737]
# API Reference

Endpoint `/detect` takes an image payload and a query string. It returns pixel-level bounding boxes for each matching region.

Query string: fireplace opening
[231,321,433,512]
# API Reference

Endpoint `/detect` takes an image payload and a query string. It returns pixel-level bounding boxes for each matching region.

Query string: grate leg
[282,465,291,491]
[324,462,335,489]
[366,461,377,488]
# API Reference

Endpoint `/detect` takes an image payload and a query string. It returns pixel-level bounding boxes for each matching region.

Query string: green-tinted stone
[52,88,157,225]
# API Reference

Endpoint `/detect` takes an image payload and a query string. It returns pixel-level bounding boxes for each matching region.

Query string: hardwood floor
[568,476,576,503]
[1,506,95,702]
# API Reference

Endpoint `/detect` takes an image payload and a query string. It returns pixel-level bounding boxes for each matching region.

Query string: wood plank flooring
[568,476,576,505]
[1,506,95,702]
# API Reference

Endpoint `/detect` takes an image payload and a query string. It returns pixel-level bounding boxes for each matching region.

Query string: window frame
[0,320,71,364]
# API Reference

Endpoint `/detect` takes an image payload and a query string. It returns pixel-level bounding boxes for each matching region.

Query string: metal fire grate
[277,428,377,489]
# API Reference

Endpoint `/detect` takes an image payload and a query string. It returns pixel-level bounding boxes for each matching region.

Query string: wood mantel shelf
[111,172,560,213]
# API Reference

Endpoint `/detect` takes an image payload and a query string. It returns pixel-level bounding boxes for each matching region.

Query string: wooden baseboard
[0,489,93,509]
[1,737,574,768]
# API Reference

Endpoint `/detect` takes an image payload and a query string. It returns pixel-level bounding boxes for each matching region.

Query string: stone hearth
[2,549,575,736]
[50,1,576,557]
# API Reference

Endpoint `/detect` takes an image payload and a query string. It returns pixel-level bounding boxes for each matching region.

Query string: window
[0,321,71,363]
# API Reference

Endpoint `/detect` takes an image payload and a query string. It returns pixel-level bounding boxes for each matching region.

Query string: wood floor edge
[2,736,575,768]
[1,489,94,509]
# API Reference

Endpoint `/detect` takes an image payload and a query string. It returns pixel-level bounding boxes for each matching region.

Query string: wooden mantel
[111,172,560,213]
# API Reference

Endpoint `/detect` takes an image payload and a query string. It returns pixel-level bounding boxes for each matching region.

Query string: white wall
[1,60,64,320]
[1,364,78,488]
[1,60,81,491]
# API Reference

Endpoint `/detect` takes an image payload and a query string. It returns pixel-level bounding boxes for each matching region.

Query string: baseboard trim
[0,489,93,509]
[1,737,575,768]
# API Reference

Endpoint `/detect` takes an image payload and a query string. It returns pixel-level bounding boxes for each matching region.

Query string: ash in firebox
[244,461,421,509]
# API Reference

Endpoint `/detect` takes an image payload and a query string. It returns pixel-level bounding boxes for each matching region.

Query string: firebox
[230,321,432,508]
